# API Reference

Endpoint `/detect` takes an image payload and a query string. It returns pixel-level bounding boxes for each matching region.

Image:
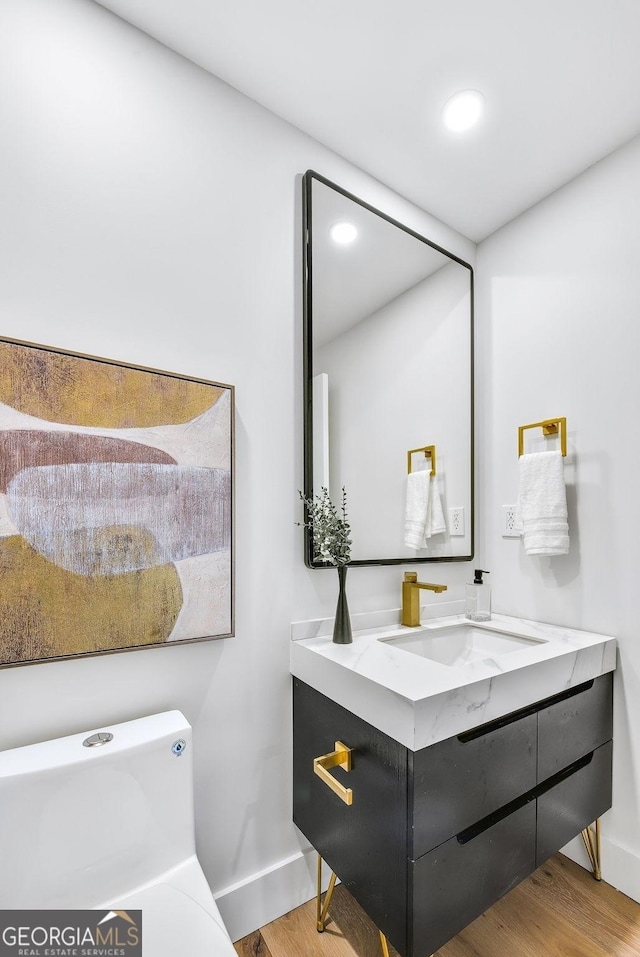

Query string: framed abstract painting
[0,338,234,666]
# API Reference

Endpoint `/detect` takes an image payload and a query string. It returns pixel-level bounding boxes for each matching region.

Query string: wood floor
[234,855,640,957]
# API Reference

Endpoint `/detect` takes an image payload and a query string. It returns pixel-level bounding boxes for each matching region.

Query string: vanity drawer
[537,673,613,781]
[536,740,612,867]
[410,710,537,857]
[292,678,409,952]
[410,799,536,957]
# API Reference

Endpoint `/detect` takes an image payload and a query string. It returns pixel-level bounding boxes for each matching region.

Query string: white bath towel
[404,471,446,550]
[515,450,569,556]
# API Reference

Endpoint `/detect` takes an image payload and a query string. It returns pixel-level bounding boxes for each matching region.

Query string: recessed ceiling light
[442,90,485,132]
[330,221,358,245]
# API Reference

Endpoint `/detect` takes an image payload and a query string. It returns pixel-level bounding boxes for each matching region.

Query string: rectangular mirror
[303,171,474,566]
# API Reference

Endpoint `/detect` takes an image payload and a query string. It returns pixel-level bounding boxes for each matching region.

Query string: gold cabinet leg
[581,818,602,881]
[316,854,338,932]
[379,930,431,956]
[316,855,417,955]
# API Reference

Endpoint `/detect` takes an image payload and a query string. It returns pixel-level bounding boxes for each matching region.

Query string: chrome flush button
[83,731,114,748]
[172,739,186,756]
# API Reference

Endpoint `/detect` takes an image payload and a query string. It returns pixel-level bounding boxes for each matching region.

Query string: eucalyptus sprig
[298,486,352,566]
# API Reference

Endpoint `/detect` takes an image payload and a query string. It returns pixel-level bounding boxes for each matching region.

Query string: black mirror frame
[302,169,475,568]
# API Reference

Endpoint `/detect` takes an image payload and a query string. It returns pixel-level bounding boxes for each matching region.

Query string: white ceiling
[92,0,640,241]
[312,176,452,347]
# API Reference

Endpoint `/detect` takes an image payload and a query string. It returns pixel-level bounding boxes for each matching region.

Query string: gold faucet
[401,572,447,627]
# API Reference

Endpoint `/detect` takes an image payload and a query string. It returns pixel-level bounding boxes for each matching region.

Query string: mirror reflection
[303,171,474,566]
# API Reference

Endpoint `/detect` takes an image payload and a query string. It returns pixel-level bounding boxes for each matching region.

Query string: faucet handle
[404,572,418,583]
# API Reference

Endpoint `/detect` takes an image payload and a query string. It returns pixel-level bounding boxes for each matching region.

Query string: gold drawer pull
[313,740,353,806]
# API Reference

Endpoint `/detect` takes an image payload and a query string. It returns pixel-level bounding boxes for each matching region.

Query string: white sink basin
[379,622,547,667]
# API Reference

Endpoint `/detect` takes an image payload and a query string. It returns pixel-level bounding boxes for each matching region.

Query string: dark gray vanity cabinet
[292,673,613,957]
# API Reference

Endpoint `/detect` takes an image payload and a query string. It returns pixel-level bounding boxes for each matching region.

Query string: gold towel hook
[518,417,567,457]
[407,445,436,476]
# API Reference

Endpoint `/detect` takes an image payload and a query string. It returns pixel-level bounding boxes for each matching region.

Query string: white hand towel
[405,469,429,550]
[404,472,446,549]
[515,450,569,556]
[425,475,446,538]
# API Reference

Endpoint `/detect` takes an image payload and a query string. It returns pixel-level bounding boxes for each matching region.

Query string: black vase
[332,564,352,644]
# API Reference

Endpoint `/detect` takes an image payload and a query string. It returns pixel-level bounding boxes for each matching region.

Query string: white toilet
[0,710,237,956]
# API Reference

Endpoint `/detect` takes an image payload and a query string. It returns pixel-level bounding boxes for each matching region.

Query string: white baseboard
[216,835,640,943]
[214,845,332,943]
[562,835,640,903]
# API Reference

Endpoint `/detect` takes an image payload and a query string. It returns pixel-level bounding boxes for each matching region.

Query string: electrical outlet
[502,505,520,538]
[449,507,465,536]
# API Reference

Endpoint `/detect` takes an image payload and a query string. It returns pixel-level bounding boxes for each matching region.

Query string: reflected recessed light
[442,90,485,132]
[330,221,358,244]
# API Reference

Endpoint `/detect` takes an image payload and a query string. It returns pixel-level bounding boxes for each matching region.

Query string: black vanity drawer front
[536,739,612,867]
[292,678,409,953]
[409,800,536,957]
[537,673,613,781]
[410,710,537,857]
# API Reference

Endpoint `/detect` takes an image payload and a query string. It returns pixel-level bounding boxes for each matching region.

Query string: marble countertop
[290,612,617,750]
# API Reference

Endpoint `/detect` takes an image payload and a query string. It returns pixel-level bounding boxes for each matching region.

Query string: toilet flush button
[172,739,186,756]
[82,732,114,748]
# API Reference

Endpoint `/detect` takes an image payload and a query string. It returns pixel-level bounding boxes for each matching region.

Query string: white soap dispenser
[465,569,491,622]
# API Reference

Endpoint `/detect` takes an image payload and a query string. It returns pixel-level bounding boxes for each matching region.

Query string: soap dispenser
[465,569,491,622]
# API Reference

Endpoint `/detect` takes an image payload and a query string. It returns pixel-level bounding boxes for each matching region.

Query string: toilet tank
[0,711,196,908]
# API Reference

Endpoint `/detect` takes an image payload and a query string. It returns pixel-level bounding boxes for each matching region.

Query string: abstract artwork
[0,338,233,666]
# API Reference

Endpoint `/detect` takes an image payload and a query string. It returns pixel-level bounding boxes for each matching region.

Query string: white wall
[0,0,477,940]
[477,133,640,901]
